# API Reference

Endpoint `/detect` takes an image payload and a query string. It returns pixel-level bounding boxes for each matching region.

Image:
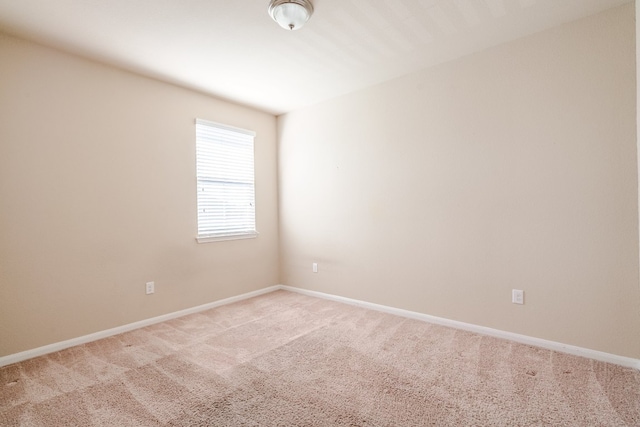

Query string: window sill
[196,231,259,243]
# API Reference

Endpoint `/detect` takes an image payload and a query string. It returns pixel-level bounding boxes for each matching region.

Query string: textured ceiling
[0,0,631,115]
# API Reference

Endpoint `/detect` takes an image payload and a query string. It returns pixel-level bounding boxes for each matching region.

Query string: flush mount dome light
[268,0,314,31]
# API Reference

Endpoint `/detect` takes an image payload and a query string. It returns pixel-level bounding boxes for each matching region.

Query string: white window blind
[195,118,257,242]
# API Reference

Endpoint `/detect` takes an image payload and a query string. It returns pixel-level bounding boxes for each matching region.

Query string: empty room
[1,0,639,425]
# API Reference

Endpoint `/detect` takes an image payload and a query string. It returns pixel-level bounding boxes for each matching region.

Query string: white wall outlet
[146,281,155,295]
[312,262,318,273]
[512,289,524,304]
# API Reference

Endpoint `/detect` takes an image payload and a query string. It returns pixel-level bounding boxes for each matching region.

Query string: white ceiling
[0,0,632,115]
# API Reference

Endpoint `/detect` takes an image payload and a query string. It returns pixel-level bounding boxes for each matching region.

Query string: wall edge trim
[3,284,638,370]
[279,285,640,370]
[0,285,281,368]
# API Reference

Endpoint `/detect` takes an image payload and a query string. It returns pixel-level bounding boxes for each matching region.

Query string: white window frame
[195,118,258,243]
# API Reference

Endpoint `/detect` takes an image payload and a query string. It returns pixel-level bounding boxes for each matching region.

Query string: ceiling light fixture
[268,0,314,31]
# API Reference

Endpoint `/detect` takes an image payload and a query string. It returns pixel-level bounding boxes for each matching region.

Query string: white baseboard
[279,285,640,371]
[3,284,638,371]
[0,285,280,368]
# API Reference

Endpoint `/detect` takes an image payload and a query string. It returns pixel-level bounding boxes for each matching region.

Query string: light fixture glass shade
[268,0,314,31]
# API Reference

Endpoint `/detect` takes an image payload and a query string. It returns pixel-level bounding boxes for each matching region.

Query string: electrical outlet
[312,262,318,273]
[512,289,524,305]
[146,281,155,295]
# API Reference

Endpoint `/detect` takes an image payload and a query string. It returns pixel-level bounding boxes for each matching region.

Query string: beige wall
[0,34,279,357]
[2,4,639,362]
[278,4,640,358]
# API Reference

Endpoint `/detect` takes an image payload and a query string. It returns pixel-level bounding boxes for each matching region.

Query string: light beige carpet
[1,290,639,426]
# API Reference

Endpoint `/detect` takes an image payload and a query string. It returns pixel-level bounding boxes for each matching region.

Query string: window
[195,118,257,242]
